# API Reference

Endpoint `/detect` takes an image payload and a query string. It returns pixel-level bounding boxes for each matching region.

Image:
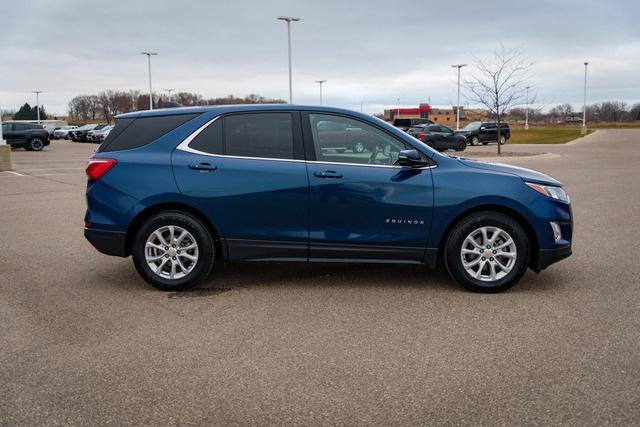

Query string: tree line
[508,101,640,123]
[67,91,286,122]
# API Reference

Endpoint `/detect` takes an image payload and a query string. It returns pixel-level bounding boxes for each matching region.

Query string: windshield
[462,121,482,130]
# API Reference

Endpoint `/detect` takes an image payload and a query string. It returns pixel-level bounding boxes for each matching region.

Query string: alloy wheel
[145,225,199,280]
[460,226,517,282]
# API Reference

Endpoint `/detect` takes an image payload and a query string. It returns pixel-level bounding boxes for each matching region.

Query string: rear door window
[223,113,294,160]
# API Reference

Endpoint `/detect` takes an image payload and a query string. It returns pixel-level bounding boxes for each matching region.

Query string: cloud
[1,0,638,115]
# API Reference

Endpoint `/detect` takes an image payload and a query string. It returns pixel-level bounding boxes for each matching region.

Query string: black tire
[456,142,466,151]
[470,136,479,146]
[353,140,366,153]
[132,211,215,291]
[444,211,530,293]
[29,138,45,151]
[482,141,488,145]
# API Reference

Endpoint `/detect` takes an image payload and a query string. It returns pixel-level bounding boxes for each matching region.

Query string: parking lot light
[0,103,10,171]
[451,64,467,130]
[32,91,43,124]
[140,52,158,110]
[277,16,300,104]
[315,80,326,105]
[581,62,589,135]
[525,86,531,130]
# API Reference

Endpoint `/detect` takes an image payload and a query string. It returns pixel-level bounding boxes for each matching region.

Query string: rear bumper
[535,244,572,270]
[84,228,128,257]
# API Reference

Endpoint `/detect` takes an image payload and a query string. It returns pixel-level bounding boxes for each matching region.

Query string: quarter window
[224,113,293,160]
[308,114,411,166]
[189,118,223,155]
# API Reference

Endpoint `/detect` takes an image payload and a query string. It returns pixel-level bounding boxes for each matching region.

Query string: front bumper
[535,244,572,271]
[84,228,128,257]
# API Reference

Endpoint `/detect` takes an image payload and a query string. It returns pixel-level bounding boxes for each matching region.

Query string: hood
[457,158,562,186]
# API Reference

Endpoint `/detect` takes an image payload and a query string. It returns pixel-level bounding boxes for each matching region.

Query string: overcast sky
[1,0,638,115]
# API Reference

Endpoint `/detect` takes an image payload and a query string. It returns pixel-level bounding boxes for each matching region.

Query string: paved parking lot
[1,132,639,425]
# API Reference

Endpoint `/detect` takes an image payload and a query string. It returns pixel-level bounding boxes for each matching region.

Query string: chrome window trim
[176,115,437,169]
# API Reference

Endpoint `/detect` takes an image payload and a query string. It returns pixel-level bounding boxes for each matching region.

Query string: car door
[303,112,434,263]
[480,123,496,142]
[172,111,309,260]
[1,123,19,143]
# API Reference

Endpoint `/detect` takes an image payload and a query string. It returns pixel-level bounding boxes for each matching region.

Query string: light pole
[140,52,158,110]
[397,98,400,120]
[33,91,43,123]
[0,103,10,171]
[315,80,326,105]
[277,16,300,104]
[581,62,589,135]
[525,86,531,130]
[165,88,174,103]
[451,64,467,130]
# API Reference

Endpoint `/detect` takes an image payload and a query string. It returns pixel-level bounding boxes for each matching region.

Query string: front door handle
[314,170,343,179]
[189,162,217,171]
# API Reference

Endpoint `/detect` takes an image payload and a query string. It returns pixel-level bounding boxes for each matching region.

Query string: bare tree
[465,46,534,154]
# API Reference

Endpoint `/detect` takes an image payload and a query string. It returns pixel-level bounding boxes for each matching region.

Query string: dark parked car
[69,124,108,142]
[84,105,572,293]
[392,118,433,132]
[1,122,50,151]
[408,124,467,151]
[457,121,510,146]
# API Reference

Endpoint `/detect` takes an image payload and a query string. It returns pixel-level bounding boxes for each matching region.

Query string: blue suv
[84,105,572,293]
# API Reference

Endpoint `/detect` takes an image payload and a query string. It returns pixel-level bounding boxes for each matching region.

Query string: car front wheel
[445,211,530,293]
[132,211,215,291]
[456,141,466,151]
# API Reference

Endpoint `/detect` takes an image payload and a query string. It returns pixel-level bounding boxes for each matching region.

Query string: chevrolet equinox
[84,105,572,293]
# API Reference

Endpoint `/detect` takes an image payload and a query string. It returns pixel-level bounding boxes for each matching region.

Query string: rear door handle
[189,162,217,171]
[314,170,343,179]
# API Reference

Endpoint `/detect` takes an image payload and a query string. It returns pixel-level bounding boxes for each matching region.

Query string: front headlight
[525,182,570,203]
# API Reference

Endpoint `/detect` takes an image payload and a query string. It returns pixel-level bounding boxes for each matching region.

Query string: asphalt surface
[1,131,639,425]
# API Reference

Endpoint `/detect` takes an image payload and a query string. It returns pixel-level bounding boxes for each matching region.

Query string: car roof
[116,104,372,120]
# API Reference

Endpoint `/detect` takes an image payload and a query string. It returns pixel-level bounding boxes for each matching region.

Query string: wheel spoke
[146,242,165,251]
[498,251,516,259]
[179,253,197,262]
[154,257,169,273]
[169,260,177,279]
[494,238,514,250]
[475,260,487,279]
[489,262,497,280]
[463,257,481,268]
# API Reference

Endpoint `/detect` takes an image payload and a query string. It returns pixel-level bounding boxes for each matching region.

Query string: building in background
[384,104,432,121]
[383,104,487,123]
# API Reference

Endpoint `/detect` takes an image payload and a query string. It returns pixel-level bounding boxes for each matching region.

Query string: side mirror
[398,149,428,168]
[480,126,486,130]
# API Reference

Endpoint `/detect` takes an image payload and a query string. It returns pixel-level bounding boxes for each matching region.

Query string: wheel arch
[125,202,224,260]
[437,204,540,271]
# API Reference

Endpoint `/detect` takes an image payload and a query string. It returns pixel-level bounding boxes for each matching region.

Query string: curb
[465,152,560,163]
[565,130,599,146]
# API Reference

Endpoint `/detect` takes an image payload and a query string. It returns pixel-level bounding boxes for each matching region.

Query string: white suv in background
[52,126,79,140]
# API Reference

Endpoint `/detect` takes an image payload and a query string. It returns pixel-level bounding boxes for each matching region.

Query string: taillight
[86,159,116,180]
[417,133,426,139]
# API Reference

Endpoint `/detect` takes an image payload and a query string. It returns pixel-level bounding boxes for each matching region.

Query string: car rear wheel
[353,140,366,153]
[470,136,479,146]
[499,135,507,145]
[132,211,215,291]
[445,211,530,293]
[29,138,45,151]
